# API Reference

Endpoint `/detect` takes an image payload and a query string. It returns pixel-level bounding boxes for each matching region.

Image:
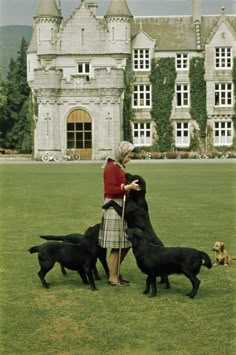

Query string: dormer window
[133,49,150,71]
[176,53,189,70]
[215,47,232,69]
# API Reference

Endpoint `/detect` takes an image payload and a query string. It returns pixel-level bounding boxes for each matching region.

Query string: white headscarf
[104,141,134,168]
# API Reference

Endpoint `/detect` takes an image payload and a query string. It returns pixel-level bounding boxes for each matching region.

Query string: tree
[11,94,33,152]
[0,70,7,146]
[2,38,32,151]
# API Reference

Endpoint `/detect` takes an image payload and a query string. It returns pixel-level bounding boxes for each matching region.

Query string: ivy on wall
[123,63,134,142]
[232,57,236,129]
[189,57,207,135]
[150,58,176,152]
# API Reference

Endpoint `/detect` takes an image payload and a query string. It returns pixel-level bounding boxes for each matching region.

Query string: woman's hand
[124,179,141,191]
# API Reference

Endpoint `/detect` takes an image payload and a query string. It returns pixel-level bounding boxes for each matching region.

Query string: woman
[98,141,141,286]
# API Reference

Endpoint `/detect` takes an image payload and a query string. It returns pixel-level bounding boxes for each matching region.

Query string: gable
[59,4,106,54]
[132,30,155,49]
[205,17,236,45]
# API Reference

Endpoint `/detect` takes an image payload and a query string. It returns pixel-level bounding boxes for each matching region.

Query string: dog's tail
[200,251,212,269]
[40,235,64,241]
[28,245,41,254]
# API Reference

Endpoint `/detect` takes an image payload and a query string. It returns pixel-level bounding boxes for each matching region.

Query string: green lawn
[0,162,235,354]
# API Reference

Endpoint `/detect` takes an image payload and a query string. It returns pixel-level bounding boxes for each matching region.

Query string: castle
[27,0,236,160]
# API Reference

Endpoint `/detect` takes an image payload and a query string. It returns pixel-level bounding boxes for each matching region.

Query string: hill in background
[0,25,32,78]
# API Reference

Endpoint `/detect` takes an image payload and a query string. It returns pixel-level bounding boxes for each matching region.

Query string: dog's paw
[42,283,50,289]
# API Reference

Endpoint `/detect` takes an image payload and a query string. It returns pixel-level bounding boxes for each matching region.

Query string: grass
[0,161,235,354]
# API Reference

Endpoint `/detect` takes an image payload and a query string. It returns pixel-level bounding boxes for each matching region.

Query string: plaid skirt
[98,198,131,249]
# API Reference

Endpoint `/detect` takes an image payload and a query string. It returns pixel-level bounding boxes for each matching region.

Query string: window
[176,53,189,70]
[176,84,189,107]
[78,62,90,75]
[175,122,190,147]
[112,27,115,42]
[215,47,232,69]
[133,122,152,146]
[81,28,85,45]
[50,28,54,42]
[133,84,151,108]
[133,49,150,71]
[67,122,92,149]
[214,121,233,146]
[214,83,232,106]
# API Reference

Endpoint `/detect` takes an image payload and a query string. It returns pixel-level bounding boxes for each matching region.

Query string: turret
[34,0,62,55]
[105,0,133,54]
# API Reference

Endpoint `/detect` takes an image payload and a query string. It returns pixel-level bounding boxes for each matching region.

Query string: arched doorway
[67,109,92,160]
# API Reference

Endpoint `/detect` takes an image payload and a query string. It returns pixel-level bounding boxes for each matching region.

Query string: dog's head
[126,173,146,193]
[212,241,225,253]
[84,223,100,241]
[126,227,144,245]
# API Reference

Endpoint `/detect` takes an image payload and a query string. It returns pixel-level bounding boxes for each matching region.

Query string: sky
[0,0,235,26]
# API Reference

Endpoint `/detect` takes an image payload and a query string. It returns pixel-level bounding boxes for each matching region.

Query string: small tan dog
[212,242,231,266]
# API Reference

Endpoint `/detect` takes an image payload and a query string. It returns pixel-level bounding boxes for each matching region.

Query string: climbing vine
[149,58,176,152]
[232,57,236,129]
[123,62,134,142]
[189,57,207,135]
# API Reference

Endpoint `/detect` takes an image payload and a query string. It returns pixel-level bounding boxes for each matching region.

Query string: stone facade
[27,0,236,160]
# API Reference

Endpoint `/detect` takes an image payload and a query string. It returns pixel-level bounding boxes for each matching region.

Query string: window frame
[133,49,151,71]
[175,121,190,147]
[133,84,151,108]
[67,121,92,149]
[215,47,232,70]
[214,121,233,146]
[77,62,91,76]
[132,122,152,146]
[214,82,233,107]
[176,83,189,108]
[176,53,189,71]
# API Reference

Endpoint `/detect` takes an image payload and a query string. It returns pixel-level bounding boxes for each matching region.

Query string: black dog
[29,224,99,290]
[40,223,109,280]
[103,173,170,289]
[127,227,212,298]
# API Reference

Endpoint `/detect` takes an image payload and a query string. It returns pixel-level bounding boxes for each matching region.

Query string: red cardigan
[103,159,127,199]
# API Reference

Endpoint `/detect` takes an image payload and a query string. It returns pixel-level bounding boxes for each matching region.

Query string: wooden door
[67,109,92,160]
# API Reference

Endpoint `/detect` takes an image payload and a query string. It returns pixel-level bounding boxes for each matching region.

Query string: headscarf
[104,141,134,168]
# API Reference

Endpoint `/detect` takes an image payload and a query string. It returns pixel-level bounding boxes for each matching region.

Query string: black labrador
[127,227,212,298]
[103,173,170,288]
[40,223,109,280]
[29,224,100,290]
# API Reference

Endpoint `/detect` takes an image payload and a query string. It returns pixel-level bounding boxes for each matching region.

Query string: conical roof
[35,0,61,18]
[105,0,133,18]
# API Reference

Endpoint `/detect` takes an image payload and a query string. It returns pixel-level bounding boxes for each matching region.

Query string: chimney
[192,0,201,22]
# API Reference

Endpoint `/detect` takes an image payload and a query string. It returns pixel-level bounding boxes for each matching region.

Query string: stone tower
[105,0,133,54]
[34,0,62,55]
